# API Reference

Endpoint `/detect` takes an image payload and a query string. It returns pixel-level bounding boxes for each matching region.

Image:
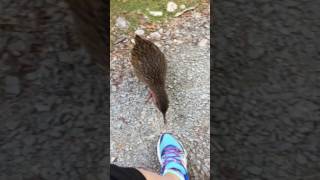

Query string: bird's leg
[145,90,157,104]
[145,90,153,104]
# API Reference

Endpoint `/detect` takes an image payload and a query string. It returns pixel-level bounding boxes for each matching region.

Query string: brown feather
[131,35,169,122]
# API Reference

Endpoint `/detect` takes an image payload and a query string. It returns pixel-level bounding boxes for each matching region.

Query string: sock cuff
[163,169,185,180]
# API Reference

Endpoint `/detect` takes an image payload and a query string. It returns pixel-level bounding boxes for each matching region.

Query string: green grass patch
[110,0,203,36]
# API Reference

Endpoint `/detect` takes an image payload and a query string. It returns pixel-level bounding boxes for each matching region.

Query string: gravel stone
[198,38,209,47]
[0,37,8,50]
[149,11,163,17]
[247,166,263,175]
[149,32,161,40]
[296,154,307,164]
[167,1,178,12]
[180,4,186,9]
[4,76,21,95]
[135,29,145,36]
[7,39,27,56]
[58,52,73,63]
[116,16,129,29]
[23,136,36,146]
[6,121,20,130]
[35,103,51,112]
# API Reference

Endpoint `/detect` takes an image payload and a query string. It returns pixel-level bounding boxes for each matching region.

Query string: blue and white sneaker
[157,133,189,180]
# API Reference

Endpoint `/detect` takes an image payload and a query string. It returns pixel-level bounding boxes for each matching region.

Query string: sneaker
[157,133,189,180]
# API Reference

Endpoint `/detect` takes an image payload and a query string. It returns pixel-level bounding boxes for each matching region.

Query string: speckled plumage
[131,35,169,123]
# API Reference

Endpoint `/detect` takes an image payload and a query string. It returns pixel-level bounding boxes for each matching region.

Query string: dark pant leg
[110,164,146,180]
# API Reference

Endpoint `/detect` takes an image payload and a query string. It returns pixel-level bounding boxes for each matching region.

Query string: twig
[174,5,198,17]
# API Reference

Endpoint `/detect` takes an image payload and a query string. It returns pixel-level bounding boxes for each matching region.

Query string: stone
[5,76,21,95]
[23,135,36,146]
[248,48,264,59]
[296,154,307,164]
[115,16,129,29]
[0,36,8,50]
[180,4,186,9]
[8,40,27,55]
[174,39,183,44]
[35,103,51,112]
[25,71,39,80]
[149,32,161,40]
[135,29,145,36]
[149,11,163,17]
[167,1,178,12]
[58,52,74,63]
[198,39,209,47]
[6,120,20,130]
[194,12,202,18]
[247,166,263,175]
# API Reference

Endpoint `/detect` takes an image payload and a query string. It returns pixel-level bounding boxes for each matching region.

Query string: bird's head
[153,89,169,124]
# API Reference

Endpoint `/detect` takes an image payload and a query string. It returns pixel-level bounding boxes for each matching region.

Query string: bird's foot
[145,90,154,104]
[145,91,152,104]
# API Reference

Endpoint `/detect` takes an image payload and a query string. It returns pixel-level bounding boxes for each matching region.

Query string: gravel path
[213,1,320,179]
[111,6,210,179]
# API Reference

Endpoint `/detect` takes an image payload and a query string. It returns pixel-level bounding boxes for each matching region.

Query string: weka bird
[131,35,169,123]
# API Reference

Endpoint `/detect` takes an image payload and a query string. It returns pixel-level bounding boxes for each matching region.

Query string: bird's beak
[163,113,167,124]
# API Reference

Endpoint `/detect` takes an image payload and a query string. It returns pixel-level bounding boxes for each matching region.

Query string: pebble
[154,42,162,47]
[248,48,264,59]
[135,29,145,36]
[296,154,307,164]
[193,12,202,18]
[167,1,178,12]
[247,166,263,175]
[115,16,129,29]
[58,52,73,63]
[174,39,184,44]
[198,39,209,47]
[23,136,36,146]
[8,40,26,56]
[112,85,117,92]
[5,76,21,95]
[6,121,20,130]
[180,4,186,9]
[35,103,51,112]
[0,37,8,50]
[149,11,163,17]
[149,32,161,40]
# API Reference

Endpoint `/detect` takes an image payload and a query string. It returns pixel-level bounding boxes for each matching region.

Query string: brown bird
[131,35,169,123]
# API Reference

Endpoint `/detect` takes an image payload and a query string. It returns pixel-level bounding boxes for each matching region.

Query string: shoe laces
[161,146,183,173]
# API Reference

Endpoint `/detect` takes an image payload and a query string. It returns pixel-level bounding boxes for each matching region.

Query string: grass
[110,0,206,46]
